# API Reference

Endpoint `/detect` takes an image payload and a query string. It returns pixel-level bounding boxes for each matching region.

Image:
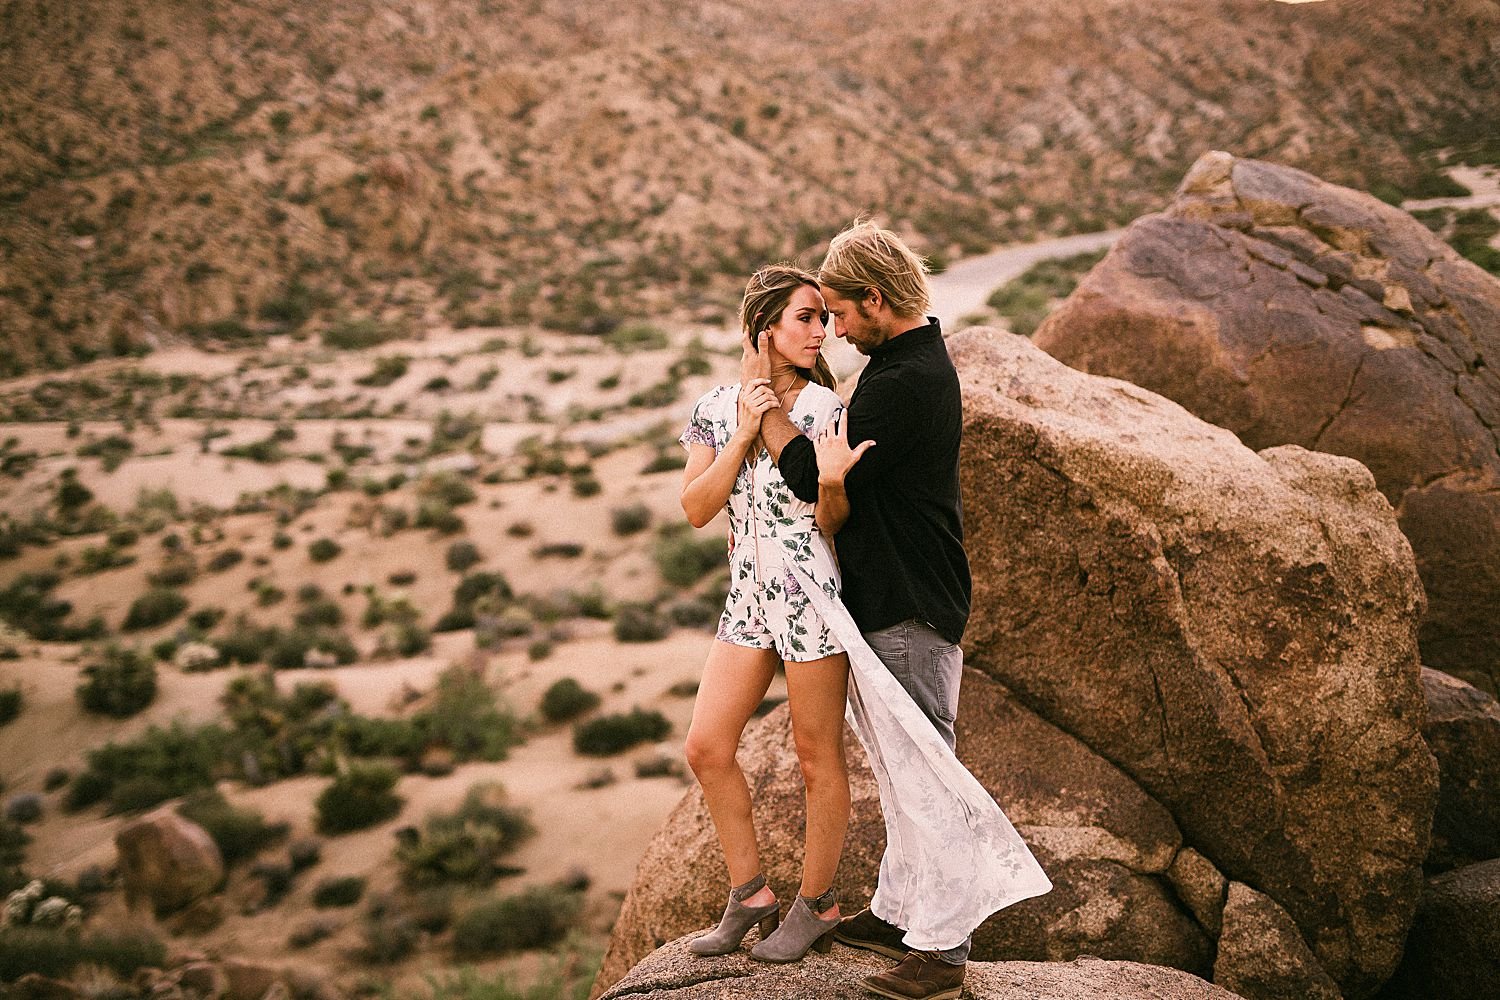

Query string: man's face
[820,285,886,355]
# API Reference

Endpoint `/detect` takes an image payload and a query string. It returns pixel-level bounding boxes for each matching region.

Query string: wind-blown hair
[740,263,836,390]
[818,219,932,320]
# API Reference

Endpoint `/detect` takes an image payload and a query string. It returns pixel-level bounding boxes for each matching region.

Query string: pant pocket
[931,643,963,725]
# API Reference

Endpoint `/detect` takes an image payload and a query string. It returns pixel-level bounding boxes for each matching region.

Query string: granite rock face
[1213,882,1342,1000]
[1420,667,1500,869]
[1033,150,1500,694]
[1378,859,1500,1000]
[114,808,225,917]
[600,936,1249,1000]
[951,329,1435,998]
[592,672,1213,994]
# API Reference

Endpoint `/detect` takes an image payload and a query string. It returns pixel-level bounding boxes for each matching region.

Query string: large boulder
[1420,667,1500,868]
[950,329,1436,998]
[1378,859,1500,1000]
[1213,882,1342,1000]
[600,937,1248,1000]
[115,809,224,917]
[1033,150,1500,694]
[592,671,1214,996]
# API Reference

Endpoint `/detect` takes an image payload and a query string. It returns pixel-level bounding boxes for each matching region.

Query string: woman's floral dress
[680,381,1052,950]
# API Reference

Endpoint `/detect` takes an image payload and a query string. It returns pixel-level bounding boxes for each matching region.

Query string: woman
[678,264,851,962]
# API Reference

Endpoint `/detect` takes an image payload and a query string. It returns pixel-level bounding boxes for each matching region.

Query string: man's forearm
[816,479,850,536]
[759,406,801,462]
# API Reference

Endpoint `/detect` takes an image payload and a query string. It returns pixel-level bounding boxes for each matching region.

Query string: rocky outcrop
[1033,150,1500,694]
[1213,883,1342,1000]
[592,674,1214,995]
[1420,667,1500,869]
[952,328,1436,998]
[1378,859,1500,1000]
[115,809,224,917]
[600,937,1248,1000]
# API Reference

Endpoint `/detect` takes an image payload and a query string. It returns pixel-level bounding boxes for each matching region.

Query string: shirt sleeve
[837,375,925,497]
[678,389,720,452]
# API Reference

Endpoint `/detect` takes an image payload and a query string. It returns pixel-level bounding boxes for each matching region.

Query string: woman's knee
[684,730,738,777]
[792,736,847,789]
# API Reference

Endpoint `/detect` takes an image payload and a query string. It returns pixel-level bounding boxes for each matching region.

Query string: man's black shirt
[779,319,972,644]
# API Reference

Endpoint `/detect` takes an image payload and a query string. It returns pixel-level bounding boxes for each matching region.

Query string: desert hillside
[3,0,1498,373]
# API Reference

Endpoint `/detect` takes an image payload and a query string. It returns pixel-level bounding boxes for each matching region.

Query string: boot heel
[759,912,780,938]
[813,929,835,954]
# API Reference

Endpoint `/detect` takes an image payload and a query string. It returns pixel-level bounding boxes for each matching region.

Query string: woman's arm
[680,380,775,528]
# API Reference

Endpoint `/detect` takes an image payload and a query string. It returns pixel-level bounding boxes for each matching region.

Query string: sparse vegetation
[313,874,367,908]
[176,789,288,865]
[315,764,404,835]
[0,927,166,982]
[573,707,672,756]
[653,528,724,587]
[540,678,601,723]
[123,587,189,631]
[986,248,1108,336]
[610,502,652,536]
[451,885,582,957]
[75,645,157,718]
[308,537,343,562]
[396,783,534,887]
[613,602,669,643]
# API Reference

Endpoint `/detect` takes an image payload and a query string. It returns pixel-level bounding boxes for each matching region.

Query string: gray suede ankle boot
[688,873,780,956]
[749,889,838,963]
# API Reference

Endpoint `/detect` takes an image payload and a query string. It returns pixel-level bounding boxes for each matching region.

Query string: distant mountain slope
[0,0,1495,374]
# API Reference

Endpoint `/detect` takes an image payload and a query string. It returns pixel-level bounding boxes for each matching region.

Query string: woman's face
[765,284,828,369]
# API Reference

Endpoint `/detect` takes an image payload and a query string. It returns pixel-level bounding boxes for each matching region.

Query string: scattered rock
[950,328,1436,998]
[1379,858,1500,1000]
[1034,150,1500,694]
[115,809,225,917]
[599,936,1249,999]
[1420,667,1500,868]
[1213,882,1341,1000]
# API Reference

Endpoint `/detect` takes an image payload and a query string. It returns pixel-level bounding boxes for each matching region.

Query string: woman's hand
[814,412,874,486]
[735,378,777,441]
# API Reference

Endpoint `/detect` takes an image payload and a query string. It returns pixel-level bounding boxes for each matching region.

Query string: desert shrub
[323,319,401,350]
[610,503,652,536]
[532,542,584,559]
[312,874,367,908]
[42,768,69,792]
[445,540,482,572]
[288,838,322,871]
[0,572,74,640]
[451,885,581,957]
[272,531,294,550]
[307,537,342,563]
[435,572,513,631]
[653,530,723,588]
[354,355,409,387]
[122,587,188,631]
[667,597,718,628]
[315,764,403,835]
[987,248,1108,336]
[357,904,419,964]
[0,927,166,981]
[67,721,226,813]
[381,621,431,657]
[215,618,279,665]
[0,687,20,726]
[397,783,534,888]
[415,500,464,534]
[294,597,343,630]
[539,678,601,723]
[612,603,668,643]
[527,640,553,661]
[250,858,295,907]
[573,708,672,756]
[267,627,358,669]
[187,606,225,631]
[147,552,197,587]
[627,378,681,409]
[570,472,602,498]
[417,470,477,507]
[288,916,339,949]
[640,449,686,474]
[5,794,42,824]
[75,645,157,717]
[76,434,135,473]
[412,666,519,762]
[605,323,668,353]
[76,543,136,575]
[206,548,244,572]
[176,789,288,865]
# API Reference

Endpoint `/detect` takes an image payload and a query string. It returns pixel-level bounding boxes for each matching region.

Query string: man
[746,219,973,1000]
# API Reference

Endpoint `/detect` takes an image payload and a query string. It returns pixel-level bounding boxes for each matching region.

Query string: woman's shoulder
[692,383,739,410]
[799,381,844,413]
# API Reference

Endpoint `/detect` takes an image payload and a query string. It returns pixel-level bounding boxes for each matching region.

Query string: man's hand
[740,328,772,387]
[815,412,874,485]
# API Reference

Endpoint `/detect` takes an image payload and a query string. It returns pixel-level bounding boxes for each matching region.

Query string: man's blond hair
[818,219,931,319]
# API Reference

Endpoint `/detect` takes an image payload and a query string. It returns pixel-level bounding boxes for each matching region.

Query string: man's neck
[884,314,929,341]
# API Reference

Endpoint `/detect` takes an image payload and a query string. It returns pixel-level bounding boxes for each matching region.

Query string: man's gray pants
[861,617,972,966]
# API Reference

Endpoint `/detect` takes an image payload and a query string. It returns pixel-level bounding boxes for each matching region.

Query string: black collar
[867,317,942,361]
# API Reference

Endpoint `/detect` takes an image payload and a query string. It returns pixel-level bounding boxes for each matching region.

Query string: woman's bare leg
[784,651,851,918]
[684,640,781,906]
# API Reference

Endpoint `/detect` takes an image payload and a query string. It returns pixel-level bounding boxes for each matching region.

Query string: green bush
[986,248,1108,336]
[445,540,482,572]
[312,874,367,908]
[67,721,227,813]
[397,783,534,887]
[573,708,672,756]
[122,587,188,631]
[0,927,166,981]
[354,355,409,387]
[612,603,668,643]
[294,597,344,630]
[540,678,601,723]
[323,319,402,350]
[357,904,419,964]
[315,764,404,835]
[215,618,280,665]
[451,885,581,957]
[610,503,652,536]
[307,537,342,563]
[176,789,288,865]
[606,323,669,353]
[653,531,724,588]
[76,645,158,717]
[0,686,20,726]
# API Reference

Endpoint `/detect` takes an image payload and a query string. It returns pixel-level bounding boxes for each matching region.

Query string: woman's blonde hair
[739,263,836,390]
[818,219,931,319]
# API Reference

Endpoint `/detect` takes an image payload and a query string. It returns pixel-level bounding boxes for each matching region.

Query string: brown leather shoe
[834,907,909,960]
[860,950,965,1000]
